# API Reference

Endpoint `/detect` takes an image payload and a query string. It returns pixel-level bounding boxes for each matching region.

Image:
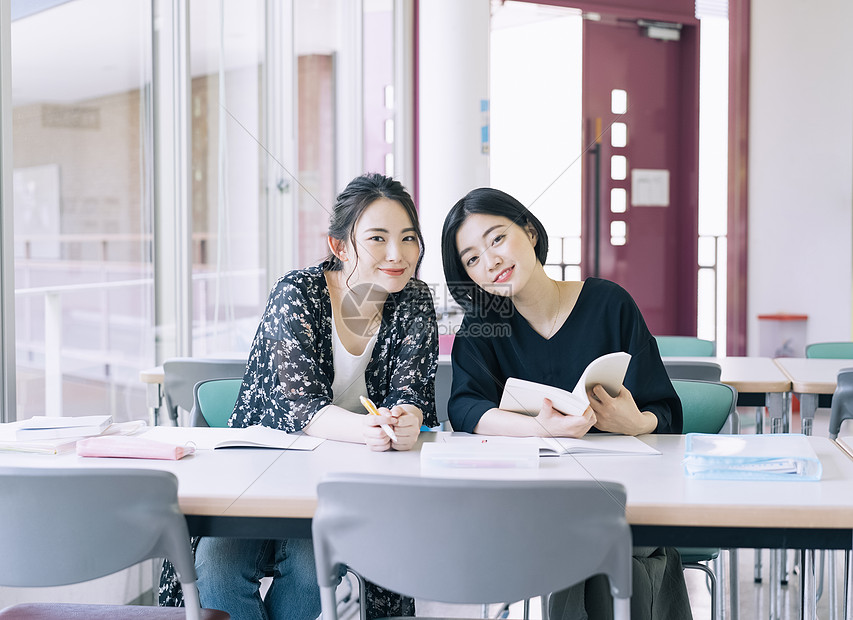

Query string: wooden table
[774,358,853,435]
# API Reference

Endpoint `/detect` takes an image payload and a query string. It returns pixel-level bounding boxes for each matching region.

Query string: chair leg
[684,562,717,620]
[540,594,550,620]
[181,581,202,620]
[613,596,631,620]
[728,549,739,620]
[350,570,367,620]
[321,585,340,620]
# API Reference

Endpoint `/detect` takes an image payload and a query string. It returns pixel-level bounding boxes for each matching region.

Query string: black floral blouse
[230,262,439,430]
[159,262,438,617]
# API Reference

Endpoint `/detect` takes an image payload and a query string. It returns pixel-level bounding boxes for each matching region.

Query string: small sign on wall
[631,168,670,206]
[480,99,490,155]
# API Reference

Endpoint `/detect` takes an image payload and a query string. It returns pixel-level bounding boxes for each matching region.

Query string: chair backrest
[163,358,247,424]
[671,379,738,435]
[313,474,632,617]
[434,363,452,428]
[654,336,715,357]
[806,342,853,359]
[663,360,722,382]
[192,377,243,427]
[0,467,203,617]
[829,368,853,439]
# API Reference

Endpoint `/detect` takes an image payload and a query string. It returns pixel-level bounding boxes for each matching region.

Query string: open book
[140,425,324,451]
[441,432,660,457]
[499,351,631,416]
[15,415,113,440]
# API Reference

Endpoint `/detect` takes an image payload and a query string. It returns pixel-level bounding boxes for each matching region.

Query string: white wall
[748,0,853,354]
[418,0,491,305]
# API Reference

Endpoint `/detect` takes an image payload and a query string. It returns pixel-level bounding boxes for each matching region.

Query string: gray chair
[664,360,722,382]
[827,368,853,616]
[313,474,632,620]
[0,467,228,619]
[163,358,246,425]
[829,367,853,439]
[434,362,452,430]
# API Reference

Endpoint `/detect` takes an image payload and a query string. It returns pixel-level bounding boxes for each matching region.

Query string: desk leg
[830,550,838,620]
[801,549,817,620]
[770,549,778,620]
[800,393,818,437]
[767,392,787,434]
[729,548,739,620]
[146,382,162,427]
[844,549,852,620]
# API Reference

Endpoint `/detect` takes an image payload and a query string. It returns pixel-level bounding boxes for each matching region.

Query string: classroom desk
[3,432,851,548]
[774,358,853,435]
[3,432,853,619]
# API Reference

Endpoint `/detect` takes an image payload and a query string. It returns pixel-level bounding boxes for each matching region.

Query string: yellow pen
[359,395,398,443]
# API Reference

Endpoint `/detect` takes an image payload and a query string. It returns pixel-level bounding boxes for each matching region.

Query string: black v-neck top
[448,277,682,434]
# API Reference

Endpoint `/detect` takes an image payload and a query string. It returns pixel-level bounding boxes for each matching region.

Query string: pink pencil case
[77,436,195,460]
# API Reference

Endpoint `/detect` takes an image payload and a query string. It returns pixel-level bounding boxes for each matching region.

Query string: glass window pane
[11,0,154,420]
[610,155,627,180]
[611,89,627,114]
[610,122,627,147]
[364,1,394,174]
[610,188,627,213]
[189,0,267,356]
[698,235,717,267]
[562,237,581,264]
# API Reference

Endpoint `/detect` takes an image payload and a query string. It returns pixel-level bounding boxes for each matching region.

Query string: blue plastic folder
[683,433,822,481]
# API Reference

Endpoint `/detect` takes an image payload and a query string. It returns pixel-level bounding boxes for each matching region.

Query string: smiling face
[333,197,421,293]
[455,212,539,297]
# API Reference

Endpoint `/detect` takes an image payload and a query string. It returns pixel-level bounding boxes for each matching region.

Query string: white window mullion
[153,0,192,362]
[0,0,17,423]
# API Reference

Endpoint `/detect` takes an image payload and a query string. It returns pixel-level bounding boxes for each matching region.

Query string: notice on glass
[631,169,670,207]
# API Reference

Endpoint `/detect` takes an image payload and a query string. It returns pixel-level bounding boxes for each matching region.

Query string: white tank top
[330,312,379,412]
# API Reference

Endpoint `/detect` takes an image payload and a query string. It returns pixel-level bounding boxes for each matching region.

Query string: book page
[540,434,660,456]
[443,432,660,457]
[140,426,323,451]
[499,378,586,416]
[571,352,631,401]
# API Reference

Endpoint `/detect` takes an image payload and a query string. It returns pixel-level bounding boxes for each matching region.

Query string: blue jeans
[195,537,320,620]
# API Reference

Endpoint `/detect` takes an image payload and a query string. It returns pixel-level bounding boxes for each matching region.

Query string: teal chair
[655,336,715,357]
[806,341,853,359]
[672,379,738,620]
[806,341,853,412]
[191,377,243,427]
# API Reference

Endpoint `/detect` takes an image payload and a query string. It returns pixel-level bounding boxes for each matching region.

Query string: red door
[582,17,699,337]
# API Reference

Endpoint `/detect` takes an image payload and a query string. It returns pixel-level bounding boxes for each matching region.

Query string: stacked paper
[683,433,822,481]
